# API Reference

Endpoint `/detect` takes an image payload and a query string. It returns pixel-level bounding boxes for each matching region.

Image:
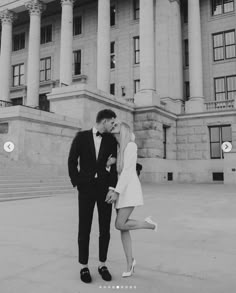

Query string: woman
[107,122,157,277]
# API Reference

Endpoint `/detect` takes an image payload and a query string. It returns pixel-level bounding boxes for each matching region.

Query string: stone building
[0,0,236,183]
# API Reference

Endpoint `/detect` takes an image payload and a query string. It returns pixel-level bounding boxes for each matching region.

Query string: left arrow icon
[4,141,14,153]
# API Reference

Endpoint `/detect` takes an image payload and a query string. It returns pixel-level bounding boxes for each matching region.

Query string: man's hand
[106,155,116,167]
[105,190,119,204]
[105,190,113,202]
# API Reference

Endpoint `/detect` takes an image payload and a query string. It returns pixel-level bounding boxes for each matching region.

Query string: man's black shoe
[98,266,112,281]
[80,267,92,283]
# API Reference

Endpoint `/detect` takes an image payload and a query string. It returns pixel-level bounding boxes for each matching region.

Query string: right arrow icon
[221,142,232,153]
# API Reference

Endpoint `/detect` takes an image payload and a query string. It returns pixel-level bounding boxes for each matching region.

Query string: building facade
[0,0,236,183]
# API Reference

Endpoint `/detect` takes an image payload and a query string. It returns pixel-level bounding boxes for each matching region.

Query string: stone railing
[0,99,53,113]
[160,100,167,110]
[125,97,135,103]
[72,74,88,84]
[205,99,234,111]
[0,100,13,107]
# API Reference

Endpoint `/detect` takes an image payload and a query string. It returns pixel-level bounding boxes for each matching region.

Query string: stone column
[155,0,169,100]
[0,10,15,101]
[185,0,204,113]
[60,0,74,86]
[97,0,110,93]
[135,0,159,106]
[169,0,183,100]
[140,0,155,92]
[25,0,45,107]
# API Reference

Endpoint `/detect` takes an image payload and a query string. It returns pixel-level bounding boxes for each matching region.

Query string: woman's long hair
[116,122,132,174]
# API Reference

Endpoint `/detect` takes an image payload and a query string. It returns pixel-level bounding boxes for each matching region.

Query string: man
[68,109,118,284]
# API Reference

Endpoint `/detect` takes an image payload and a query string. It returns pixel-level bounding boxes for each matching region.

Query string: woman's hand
[105,190,119,204]
[106,155,116,167]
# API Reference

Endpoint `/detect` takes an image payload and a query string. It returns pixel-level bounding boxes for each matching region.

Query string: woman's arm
[115,142,137,195]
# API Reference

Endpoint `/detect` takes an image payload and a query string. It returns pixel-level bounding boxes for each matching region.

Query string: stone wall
[176,112,236,160]
[224,151,236,184]
[134,107,176,159]
[134,107,236,183]
[0,106,80,174]
[48,84,134,130]
[1,102,236,183]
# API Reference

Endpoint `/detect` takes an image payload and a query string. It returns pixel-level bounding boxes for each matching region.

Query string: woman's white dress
[114,142,143,209]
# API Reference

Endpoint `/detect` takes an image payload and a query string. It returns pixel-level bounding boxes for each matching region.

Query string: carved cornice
[0,10,17,24]
[25,0,46,16]
[169,0,180,4]
[61,0,75,6]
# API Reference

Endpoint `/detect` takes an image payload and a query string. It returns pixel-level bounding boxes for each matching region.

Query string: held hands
[105,190,119,204]
[106,155,116,168]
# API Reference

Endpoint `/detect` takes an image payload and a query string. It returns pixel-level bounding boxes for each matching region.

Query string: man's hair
[96,109,116,123]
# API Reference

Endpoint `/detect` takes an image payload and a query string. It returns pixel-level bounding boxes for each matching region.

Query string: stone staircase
[0,165,76,202]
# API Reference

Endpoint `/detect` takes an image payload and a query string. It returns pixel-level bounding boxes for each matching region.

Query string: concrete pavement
[0,183,236,293]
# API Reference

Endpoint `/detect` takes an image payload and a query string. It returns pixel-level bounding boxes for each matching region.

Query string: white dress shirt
[92,127,102,178]
[92,126,102,159]
[92,126,115,191]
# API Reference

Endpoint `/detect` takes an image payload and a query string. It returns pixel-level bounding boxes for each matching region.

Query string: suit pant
[78,180,112,265]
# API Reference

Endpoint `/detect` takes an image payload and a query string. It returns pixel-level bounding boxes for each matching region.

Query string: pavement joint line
[150,268,208,281]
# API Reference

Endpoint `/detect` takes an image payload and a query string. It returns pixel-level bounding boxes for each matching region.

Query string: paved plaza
[0,183,236,293]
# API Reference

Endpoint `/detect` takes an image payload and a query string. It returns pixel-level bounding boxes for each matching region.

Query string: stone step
[0,170,68,175]
[0,180,71,186]
[0,185,73,193]
[0,182,71,187]
[0,170,68,176]
[0,189,76,202]
[0,163,75,200]
[0,174,68,178]
[0,176,70,181]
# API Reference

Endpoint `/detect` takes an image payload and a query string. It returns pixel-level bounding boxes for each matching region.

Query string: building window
[110,83,115,95]
[110,42,115,69]
[133,0,140,20]
[183,0,188,23]
[213,30,236,61]
[40,57,51,82]
[12,64,24,87]
[227,76,236,99]
[13,32,25,51]
[73,16,82,36]
[110,5,116,26]
[134,36,140,64]
[214,75,236,100]
[212,172,224,181]
[40,25,52,44]
[73,50,81,75]
[11,97,23,105]
[134,79,140,93]
[167,172,173,181]
[39,94,50,112]
[163,126,168,159]
[184,39,189,66]
[209,125,232,159]
[184,81,190,101]
[212,0,234,16]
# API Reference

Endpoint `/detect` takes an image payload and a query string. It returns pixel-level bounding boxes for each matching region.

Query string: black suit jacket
[68,129,118,191]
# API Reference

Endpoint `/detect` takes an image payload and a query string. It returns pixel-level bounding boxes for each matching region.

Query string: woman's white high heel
[122,259,136,277]
[145,216,158,232]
